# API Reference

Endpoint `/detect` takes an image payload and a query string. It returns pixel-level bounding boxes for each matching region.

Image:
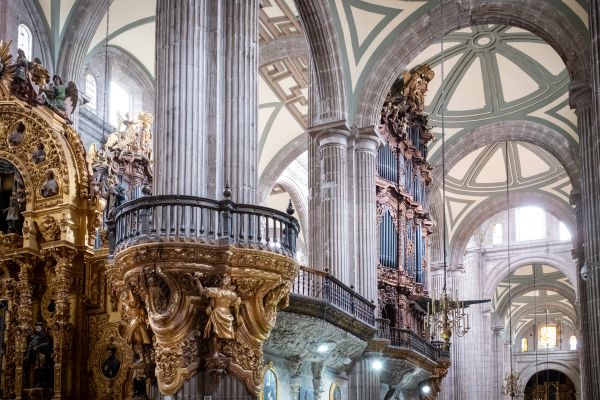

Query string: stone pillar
[353,127,381,302]
[348,353,380,400]
[569,80,596,399]
[311,121,350,282]
[154,0,258,202]
[308,133,321,269]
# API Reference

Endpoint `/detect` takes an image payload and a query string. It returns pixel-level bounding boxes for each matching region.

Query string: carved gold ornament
[0,40,14,99]
[109,243,299,396]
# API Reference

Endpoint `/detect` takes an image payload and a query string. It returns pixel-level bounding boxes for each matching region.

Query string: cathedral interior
[0,0,598,399]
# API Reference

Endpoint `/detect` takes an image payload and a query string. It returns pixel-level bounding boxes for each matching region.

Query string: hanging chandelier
[502,371,522,398]
[422,5,470,351]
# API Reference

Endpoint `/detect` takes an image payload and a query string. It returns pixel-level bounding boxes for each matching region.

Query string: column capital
[308,119,351,146]
[354,125,383,152]
[569,80,593,109]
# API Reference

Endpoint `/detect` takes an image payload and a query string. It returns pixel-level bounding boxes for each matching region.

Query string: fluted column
[569,80,597,399]
[311,121,350,282]
[154,0,258,202]
[348,353,380,400]
[308,132,321,269]
[354,127,381,302]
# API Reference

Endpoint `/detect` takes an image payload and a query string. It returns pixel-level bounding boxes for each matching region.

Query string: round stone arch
[257,135,308,205]
[295,0,347,125]
[485,254,578,303]
[494,281,577,321]
[518,364,581,399]
[354,0,589,128]
[275,179,309,240]
[428,120,580,195]
[448,191,576,268]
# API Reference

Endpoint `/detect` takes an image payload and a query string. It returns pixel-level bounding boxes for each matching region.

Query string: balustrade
[291,267,376,327]
[107,195,300,257]
[376,318,449,362]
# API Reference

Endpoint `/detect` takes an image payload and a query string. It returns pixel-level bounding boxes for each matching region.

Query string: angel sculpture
[402,65,435,114]
[42,75,78,124]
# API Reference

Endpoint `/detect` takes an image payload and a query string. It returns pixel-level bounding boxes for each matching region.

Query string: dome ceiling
[409,24,579,158]
[494,264,576,338]
[444,141,571,239]
[327,0,588,117]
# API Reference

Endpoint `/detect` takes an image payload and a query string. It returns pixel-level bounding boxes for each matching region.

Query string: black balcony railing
[107,195,300,257]
[291,267,376,327]
[377,318,449,361]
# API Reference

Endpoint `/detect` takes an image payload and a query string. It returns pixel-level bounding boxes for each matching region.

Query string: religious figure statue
[105,177,128,218]
[32,142,46,164]
[26,322,53,388]
[8,121,25,146]
[11,49,49,103]
[40,170,58,197]
[201,276,241,356]
[3,193,24,233]
[402,65,435,113]
[101,346,121,379]
[120,289,152,349]
[42,75,78,123]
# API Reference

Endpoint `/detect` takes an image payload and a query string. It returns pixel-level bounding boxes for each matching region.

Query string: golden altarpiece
[0,41,300,400]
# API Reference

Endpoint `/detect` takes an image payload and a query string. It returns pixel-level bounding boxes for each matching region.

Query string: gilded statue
[201,276,241,356]
[120,289,152,348]
[402,64,435,113]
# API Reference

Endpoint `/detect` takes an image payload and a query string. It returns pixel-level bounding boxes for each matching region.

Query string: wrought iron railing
[291,267,376,327]
[107,195,300,257]
[377,318,449,361]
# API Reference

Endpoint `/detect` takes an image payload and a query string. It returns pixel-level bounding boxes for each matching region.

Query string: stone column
[569,80,597,399]
[311,121,350,282]
[353,127,381,302]
[348,353,380,400]
[154,0,258,202]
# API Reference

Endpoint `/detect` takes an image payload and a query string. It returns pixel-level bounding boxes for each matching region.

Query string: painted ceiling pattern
[494,264,576,338]
[444,141,571,239]
[409,25,579,158]
[327,0,588,118]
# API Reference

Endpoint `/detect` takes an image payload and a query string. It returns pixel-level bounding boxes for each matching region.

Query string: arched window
[109,81,131,127]
[516,206,546,241]
[492,223,503,245]
[85,74,97,111]
[559,221,572,241]
[570,335,577,350]
[18,24,32,60]
[261,369,277,400]
[521,337,528,352]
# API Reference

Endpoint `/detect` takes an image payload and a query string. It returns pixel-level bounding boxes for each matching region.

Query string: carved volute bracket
[108,243,299,396]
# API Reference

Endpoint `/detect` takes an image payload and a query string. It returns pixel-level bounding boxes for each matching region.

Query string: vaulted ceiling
[494,264,577,339]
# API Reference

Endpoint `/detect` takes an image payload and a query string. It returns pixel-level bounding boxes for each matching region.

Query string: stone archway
[354,0,589,128]
[522,369,579,400]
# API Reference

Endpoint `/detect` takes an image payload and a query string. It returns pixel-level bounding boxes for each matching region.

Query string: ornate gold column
[45,248,76,399]
[14,258,34,400]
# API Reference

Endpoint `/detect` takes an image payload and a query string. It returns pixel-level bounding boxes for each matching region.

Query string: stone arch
[495,282,577,321]
[257,134,308,205]
[295,0,347,125]
[519,364,581,399]
[259,34,309,66]
[448,192,576,268]
[428,120,580,194]
[355,0,589,128]
[276,179,308,241]
[485,254,578,302]
[56,0,110,84]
